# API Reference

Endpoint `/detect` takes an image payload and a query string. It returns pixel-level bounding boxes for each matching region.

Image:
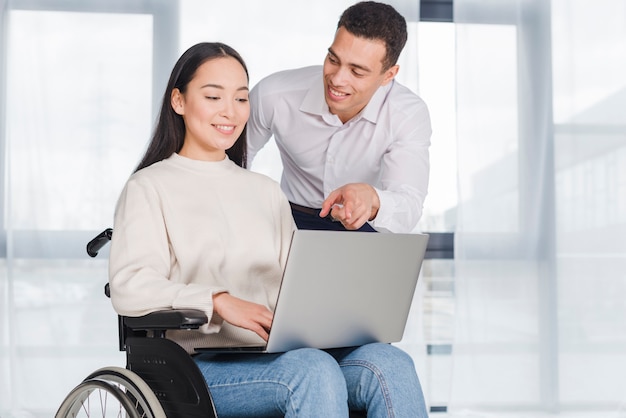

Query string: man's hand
[213,293,273,341]
[319,183,380,230]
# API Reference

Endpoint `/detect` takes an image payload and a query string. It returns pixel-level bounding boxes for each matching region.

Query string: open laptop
[198,229,429,354]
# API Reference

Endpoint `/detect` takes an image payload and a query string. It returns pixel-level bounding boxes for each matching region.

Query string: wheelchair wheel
[55,366,166,418]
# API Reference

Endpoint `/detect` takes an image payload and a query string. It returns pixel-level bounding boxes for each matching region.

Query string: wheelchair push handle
[87,228,113,257]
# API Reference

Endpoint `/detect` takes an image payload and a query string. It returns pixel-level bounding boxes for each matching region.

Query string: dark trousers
[289,202,378,232]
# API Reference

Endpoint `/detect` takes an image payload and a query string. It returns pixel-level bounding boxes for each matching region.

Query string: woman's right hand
[213,292,273,341]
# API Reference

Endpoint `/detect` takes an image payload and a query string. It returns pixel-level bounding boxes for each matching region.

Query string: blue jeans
[193,342,428,417]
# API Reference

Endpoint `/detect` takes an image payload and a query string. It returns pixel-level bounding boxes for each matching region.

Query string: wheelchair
[55,228,368,418]
[55,228,216,418]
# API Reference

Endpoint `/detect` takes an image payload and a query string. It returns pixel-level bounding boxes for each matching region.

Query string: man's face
[323,27,398,123]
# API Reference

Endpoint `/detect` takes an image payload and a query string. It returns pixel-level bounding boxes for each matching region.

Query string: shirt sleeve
[108,175,226,333]
[371,98,432,233]
[247,77,274,167]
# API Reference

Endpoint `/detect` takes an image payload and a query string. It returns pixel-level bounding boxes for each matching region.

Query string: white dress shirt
[247,65,431,233]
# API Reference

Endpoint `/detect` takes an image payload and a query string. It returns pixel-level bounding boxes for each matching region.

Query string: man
[248,1,431,233]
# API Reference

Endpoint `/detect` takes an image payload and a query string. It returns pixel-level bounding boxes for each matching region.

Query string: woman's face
[172,56,249,161]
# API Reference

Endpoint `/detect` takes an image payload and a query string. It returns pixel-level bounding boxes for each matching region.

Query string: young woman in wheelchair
[108,41,427,418]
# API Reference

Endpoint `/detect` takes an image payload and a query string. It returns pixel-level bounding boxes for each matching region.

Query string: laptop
[198,229,429,354]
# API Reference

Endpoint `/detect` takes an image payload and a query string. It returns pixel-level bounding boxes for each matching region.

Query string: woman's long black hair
[134,42,248,172]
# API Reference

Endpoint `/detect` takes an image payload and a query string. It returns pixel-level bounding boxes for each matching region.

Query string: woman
[109,42,427,417]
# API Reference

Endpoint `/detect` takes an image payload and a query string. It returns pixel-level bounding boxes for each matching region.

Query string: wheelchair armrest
[123,309,208,331]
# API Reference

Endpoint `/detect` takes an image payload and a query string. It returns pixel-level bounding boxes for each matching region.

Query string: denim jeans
[193,342,428,417]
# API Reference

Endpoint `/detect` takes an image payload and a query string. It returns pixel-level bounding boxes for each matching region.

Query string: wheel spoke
[81,394,90,416]
[99,388,107,416]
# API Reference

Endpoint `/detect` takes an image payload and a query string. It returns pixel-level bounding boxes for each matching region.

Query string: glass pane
[3,9,153,413]
[417,21,457,232]
[552,0,626,407]
[10,259,123,412]
[7,10,153,230]
[455,24,519,233]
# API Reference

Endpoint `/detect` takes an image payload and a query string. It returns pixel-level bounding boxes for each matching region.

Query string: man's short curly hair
[337,1,408,71]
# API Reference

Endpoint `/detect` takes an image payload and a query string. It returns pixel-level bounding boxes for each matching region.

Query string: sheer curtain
[451,0,626,414]
[0,1,176,415]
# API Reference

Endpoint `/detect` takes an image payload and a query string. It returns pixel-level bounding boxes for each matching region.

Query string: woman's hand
[213,292,273,341]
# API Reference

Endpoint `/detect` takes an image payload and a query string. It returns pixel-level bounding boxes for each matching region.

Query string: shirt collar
[300,74,340,125]
[361,81,392,123]
[300,73,393,125]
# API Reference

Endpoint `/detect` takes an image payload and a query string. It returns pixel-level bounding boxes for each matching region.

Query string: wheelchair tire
[55,366,166,418]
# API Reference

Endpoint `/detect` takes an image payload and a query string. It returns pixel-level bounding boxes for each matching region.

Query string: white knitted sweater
[109,153,295,353]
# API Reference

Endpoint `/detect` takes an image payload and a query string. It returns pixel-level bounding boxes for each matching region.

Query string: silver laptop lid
[265,230,429,353]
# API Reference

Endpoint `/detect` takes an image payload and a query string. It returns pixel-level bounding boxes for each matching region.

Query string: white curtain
[1,2,167,415]
[451,0,626,414]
